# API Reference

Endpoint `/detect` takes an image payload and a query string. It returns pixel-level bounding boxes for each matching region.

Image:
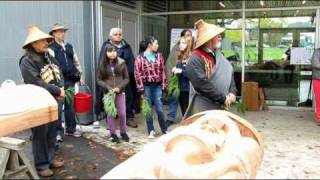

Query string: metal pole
[241,0,246,83]
[137,1,142,51]
[316,8,320,48]
[90,0,96,121]
[141,6,320,16]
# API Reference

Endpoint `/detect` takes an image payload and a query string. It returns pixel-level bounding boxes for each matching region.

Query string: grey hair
[109,28,122,37]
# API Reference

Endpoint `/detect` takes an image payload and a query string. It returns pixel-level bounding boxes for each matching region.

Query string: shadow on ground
[51,136,122,179]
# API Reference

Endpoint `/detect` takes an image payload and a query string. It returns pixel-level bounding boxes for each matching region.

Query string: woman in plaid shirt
[134,36,168,138]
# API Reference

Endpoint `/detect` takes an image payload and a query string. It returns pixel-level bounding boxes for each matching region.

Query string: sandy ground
[80,106,320,179]
[245,108,320,179]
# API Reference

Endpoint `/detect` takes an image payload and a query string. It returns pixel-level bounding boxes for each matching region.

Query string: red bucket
[74,92,92,113]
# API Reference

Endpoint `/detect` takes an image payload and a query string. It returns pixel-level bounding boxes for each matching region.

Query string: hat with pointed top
[22,25,54,49]
[194,19,225,49]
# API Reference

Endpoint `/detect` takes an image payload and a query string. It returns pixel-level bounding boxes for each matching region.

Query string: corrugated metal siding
[0,1,85,84]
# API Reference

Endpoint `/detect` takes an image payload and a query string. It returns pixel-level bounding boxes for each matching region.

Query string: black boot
[110,134,120,144]
[121,133,130,142]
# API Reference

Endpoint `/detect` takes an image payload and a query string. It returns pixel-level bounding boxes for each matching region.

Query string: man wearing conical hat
[48,23,83,141]
[19,25,65,177]
[184,19,238,118]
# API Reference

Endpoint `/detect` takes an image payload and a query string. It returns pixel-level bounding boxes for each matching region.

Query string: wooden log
[0,84,58,137]
[102,110,264,179]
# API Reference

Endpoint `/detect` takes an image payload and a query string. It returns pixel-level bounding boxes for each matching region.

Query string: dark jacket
[97,57,129,94]
[19,49,64,98]
[98,39,135,74]
[176,61,190,92]
[49,41,79,82]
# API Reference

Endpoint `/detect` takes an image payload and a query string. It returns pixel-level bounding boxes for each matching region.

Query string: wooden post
[0,148,10,177]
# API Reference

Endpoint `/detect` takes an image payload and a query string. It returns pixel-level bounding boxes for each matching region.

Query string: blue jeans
[144,84,167,134]
[166,95,178,122]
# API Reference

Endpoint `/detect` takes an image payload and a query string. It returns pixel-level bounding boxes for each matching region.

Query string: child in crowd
[97,44,130,143]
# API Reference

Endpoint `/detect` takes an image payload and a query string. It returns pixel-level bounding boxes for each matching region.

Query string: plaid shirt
[134,52,167,92]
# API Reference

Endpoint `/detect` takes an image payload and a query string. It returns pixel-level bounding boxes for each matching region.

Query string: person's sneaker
[93,121,100,126]
[166,120,174,128]
[50,160,64,168]
[121,133,130,142]
[38,169,53,177]
[56,134,63,143]
[110,134,120,144]
[148,130,156,139]
[126,119,138,128]
[65,129,82,137]
[162,130,168,135]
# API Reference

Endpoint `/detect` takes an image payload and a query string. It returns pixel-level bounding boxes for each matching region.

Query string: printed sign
[290,47,313,65]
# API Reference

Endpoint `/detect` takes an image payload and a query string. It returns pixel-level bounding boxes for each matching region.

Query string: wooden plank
[0,137,26,151]
[0,106,58,137]
[0,84,58,137]
[17,150,39,179]
[0,148,10,178]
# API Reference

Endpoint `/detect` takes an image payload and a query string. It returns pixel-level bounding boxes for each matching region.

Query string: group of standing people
[96,20,238,141]
[18,19,238,177]
[95,28,196,140]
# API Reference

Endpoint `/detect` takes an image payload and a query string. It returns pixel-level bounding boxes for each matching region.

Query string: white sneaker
[148,130,156,139]
[65,129,82,137]
[93,121,100,126]
[56,134,63,142]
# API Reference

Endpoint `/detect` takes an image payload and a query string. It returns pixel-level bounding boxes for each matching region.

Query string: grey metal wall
[0,1,87,84]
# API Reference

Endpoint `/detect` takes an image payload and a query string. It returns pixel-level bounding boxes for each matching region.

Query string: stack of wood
[0,84,58,137]
[102,110,264,179]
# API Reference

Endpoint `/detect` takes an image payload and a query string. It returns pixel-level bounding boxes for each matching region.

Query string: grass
[223,47,288,63]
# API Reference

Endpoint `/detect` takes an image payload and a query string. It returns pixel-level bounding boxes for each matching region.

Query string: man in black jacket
[19,25,65,177]
[185,19,237,118]
[96,27,138,128]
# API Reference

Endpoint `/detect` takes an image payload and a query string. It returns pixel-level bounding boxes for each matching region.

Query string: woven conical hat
[22,25,53,49]
[49,23,68,35]
[194,19,225,49]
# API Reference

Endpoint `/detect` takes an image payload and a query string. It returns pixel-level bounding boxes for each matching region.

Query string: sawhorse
[0,137,39,179]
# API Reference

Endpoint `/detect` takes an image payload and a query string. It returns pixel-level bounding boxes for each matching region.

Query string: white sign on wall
[290,47,313,65]
[170,28,195,51]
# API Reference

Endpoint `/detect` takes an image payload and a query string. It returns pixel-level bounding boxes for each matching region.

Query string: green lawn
[223,47,288,63]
